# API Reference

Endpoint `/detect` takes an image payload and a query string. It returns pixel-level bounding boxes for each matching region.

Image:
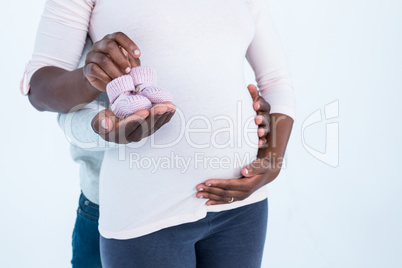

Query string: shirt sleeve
[57,93,123,152]
[21,0,95,95]
[245,0,296,119]
[56,37,121,152]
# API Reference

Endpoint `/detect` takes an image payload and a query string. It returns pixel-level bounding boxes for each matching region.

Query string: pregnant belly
[99,85,259,228]
[102,91,259,180]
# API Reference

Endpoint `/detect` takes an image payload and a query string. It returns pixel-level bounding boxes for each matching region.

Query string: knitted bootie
[129,66,172,104]
[106,75,152,119]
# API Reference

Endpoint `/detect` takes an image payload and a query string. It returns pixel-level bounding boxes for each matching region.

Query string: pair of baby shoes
[106,66,172,119]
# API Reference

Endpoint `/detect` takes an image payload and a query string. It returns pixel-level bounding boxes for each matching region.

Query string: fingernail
[134,49,141,56]
[244,168,249,175]
[207,184,212,187]
[100,119,108,130]
[125,67,131,73]
[257,103,261,109]
[198,195,204,199]
[199,188,204,191]
[255,116,261,125]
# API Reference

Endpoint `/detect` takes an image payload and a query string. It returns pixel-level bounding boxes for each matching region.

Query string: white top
[25,0,296,239]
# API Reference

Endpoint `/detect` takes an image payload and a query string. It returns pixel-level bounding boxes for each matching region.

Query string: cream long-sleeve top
[24,0,296,239]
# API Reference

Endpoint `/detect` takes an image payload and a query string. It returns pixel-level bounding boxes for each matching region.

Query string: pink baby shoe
[129,66,172,104]
[106,75,152,119]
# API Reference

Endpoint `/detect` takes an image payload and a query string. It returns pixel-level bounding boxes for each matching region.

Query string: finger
[196,185,243,200]
[143,104,170,132]
[241,159,270,178]
[83,62,113,85]
[145,108,176,137]
[161,110,176,125]
[247,84,259,101]
[255,114,271,135]
[205,200,232,206]
[147,102,176,133]
[141,112,167,138]
[124,102,175,141]
[147,111,171,136]
[86,51,124,79]
[126,122,148,142]
[148,108,167,124]
[92,109,118,135]
[253,97,271,115]
[258,126,269,137]
[128,109,150,119]
[161,101,177,113]
[151,103,170,115]
[120,111,149,139]
[196,192,235,204]
[105,32,141,59]
[125,110,163,142]
[93,39,132,74]
[202,178,251,192]
[86,77,108,92]
[127,53,141,69]
[258,137,268,148]
[116,117,146,143]
[254,114,269,126]
[120,47,141,69]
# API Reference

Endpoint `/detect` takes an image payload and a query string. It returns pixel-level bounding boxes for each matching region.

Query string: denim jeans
[100,198,268,268]
[71,192,102,268]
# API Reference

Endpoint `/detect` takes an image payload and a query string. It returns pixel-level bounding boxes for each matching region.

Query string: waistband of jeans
[79,191,99,209]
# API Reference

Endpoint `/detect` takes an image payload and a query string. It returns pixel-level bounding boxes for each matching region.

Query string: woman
[25,0,295,267]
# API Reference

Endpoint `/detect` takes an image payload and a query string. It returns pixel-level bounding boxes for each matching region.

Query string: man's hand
[92,102,176,144]
[29,32,142,112]
[84,32,142,92]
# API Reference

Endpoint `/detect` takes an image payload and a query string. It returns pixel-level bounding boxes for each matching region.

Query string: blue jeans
[71,192,102,268]
[100,198,268,268]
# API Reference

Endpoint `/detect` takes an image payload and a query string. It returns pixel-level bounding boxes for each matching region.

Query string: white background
[1,0,401,267]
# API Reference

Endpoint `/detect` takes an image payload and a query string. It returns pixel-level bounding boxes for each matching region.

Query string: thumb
[247,84,259,102]
[120,46,141,69]
[241,158,269,177]
[92,109,117,135]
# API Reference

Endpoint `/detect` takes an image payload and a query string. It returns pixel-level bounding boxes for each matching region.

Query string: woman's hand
[247,84,271,149]
[196,84,294,205]
[84,32,142,92]
[92,102,176,144]
[196,158,281,205]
